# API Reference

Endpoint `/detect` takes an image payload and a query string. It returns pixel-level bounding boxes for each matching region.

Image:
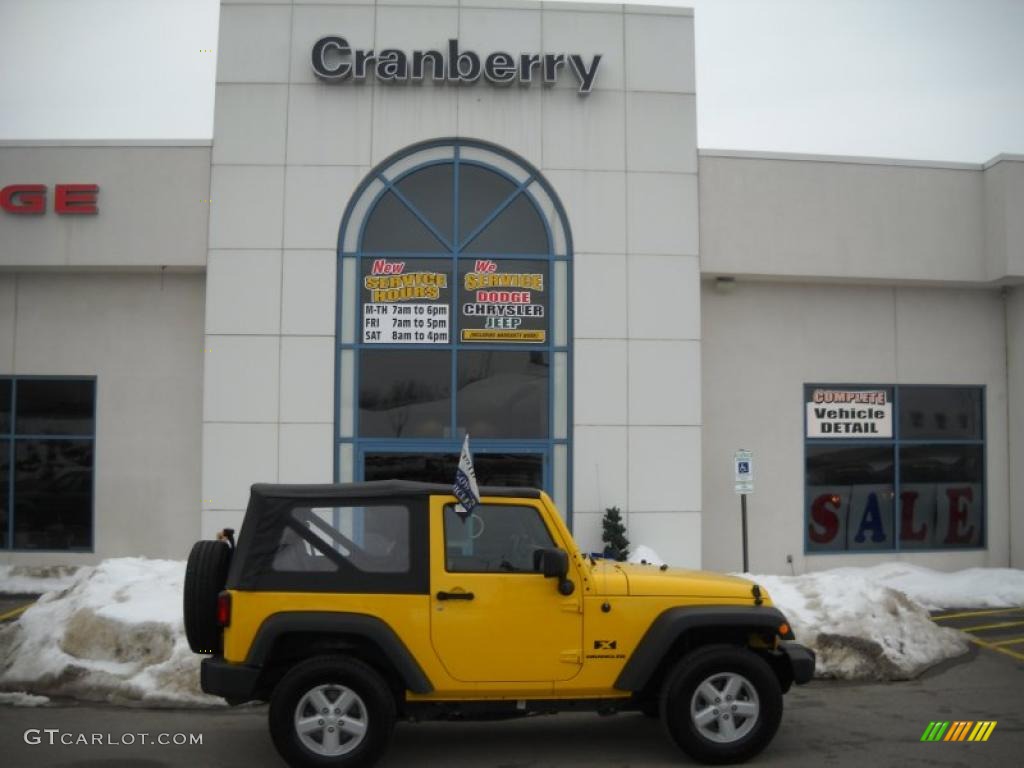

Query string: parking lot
[1,641,1021,768]
[932,607,1024,663]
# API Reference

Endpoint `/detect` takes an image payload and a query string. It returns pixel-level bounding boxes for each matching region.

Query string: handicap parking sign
[734,450,754,494]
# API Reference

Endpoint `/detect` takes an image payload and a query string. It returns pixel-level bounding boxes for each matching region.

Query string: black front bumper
[780,642,816,685]
[200,656,262,703]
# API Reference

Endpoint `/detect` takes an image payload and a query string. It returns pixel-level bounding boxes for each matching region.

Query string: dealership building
[1,0,1022,574]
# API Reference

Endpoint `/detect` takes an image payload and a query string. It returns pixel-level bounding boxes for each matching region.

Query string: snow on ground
[1,552,1019,703]
[0,691,51,707]
[0,558,223,708]
[0,565,85,594]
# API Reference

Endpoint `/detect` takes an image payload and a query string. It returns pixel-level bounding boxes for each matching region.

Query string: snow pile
[834,562,1024,610]
[0,565,85,594]
[0,558,223,708]
[0,691,51,707]
[749,571,969,680]
[627,545,665,566]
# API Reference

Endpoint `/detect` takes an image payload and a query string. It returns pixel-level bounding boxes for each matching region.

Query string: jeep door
[429,497,583,682]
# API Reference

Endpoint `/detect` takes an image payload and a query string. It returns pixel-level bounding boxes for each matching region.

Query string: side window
[273,504,410,574]
[444,504,555,574]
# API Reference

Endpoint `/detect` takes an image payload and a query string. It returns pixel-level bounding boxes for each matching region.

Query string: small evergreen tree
[602,506,630,561]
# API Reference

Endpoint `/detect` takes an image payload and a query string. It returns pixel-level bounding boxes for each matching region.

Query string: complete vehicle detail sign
[312,37,602,94]
[805,388,892,438]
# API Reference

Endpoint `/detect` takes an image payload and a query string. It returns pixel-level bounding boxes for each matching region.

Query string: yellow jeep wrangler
[184,481,813,767]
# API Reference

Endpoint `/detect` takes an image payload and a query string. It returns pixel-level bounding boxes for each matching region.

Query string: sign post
[734,449,754,572]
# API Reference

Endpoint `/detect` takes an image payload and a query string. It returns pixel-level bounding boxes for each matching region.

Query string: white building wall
[701,280,1010,574]
[205,1,703,566]
[0,272,205,566]
[700,152,990,284]
[1008,286,1024,568]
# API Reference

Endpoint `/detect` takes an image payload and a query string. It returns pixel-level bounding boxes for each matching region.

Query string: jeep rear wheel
[660,645,782,765]
[269,656,396,768]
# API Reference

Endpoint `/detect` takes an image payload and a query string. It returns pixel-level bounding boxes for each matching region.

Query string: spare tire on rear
[184,540,232,655]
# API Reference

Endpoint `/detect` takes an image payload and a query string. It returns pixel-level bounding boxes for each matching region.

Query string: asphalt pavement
[1,644,1022,768]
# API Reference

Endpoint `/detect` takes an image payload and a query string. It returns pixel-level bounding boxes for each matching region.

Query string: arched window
[335,140,572,517]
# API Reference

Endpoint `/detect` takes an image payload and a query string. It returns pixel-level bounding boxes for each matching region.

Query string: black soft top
[227,481,543,591]
[249,480,543,502]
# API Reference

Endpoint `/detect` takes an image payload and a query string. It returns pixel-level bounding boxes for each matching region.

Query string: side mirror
[538,548,575,596]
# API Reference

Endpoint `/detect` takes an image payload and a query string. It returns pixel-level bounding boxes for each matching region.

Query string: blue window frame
[1,375,96,551]
[804,384,985,553]
[335,139,573,521]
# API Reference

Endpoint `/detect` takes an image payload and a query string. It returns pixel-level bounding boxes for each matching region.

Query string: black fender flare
[614,605,791,691]
[246,611,433,694]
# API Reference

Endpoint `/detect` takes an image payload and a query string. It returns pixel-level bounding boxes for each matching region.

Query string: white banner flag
[453,434,481,519]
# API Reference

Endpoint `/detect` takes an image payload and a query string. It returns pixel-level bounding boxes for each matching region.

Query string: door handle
[436,590,474,601]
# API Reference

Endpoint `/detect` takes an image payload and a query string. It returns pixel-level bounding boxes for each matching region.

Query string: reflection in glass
[457,352,549,439]
[395,165,454,244]
[458,164,517,247]
[463,194,548,254]
[14,439,93,549]
[0,443,8,549]
[900,444,983,483]
[364,452,543,488]
[899,387,982,440]
[805,445,894,552]
[361,191,446,253]
[443,504,554,573]
[358,350,451,438]
[15,379,95,436]
[0,379,10,432]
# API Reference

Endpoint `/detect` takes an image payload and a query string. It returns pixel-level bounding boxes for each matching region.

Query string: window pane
[806,445,894,552]
[458,164,517,247]
[361,191,446,252]
[394,164,454,245]
[457,351,549,438]
[899,444,982,549]
[463,194,548,254]
[14,439,93,550]
[273,505,409,574]
[15,379,95,436]
[0,442,8,549]
[899,386,982,440]
[0,379,10,433]
[358,350,451,437]
[364,452,543,488]
[444,504,554,573]
[459,259,548,344]
[361,257,451,345]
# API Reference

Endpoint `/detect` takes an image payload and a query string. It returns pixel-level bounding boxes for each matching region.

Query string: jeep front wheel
[660,645,782,765]
[269,656,396,768]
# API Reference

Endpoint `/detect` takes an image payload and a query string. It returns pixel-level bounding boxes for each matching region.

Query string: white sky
[0,0,1022,163]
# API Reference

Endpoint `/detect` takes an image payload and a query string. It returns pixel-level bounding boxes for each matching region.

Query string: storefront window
[337,140,572,514]
[805,384,984,552]
[1,377,95,550]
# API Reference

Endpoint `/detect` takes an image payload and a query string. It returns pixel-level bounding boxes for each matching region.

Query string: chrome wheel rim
[689,672,760,743]
[294,684,368,757]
